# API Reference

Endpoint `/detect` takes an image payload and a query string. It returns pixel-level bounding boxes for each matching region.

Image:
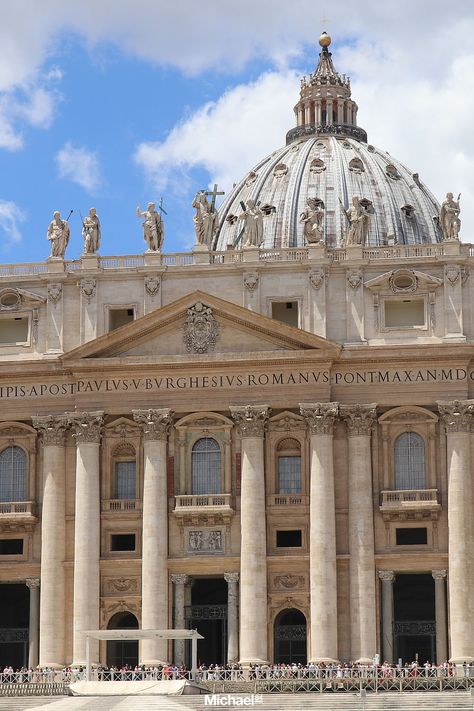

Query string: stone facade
[0,34,471,669]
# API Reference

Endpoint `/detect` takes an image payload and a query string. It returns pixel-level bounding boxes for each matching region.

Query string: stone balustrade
[380,489,439,506]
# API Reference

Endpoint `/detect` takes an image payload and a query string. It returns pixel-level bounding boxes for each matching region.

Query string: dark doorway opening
[394,574,435,664]
[186,578,227,665]
[106,612,139,669]
[0,583,29,669]
[274,608,307,664]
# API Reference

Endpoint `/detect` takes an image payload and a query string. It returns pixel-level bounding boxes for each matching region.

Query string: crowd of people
[1,660,474,685]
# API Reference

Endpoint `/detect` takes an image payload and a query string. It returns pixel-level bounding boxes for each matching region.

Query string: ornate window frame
[101,418,142,503]
[174,413,233,496]
[266,412,307,498]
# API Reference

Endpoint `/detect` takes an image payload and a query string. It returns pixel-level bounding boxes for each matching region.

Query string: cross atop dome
[286,32,367,145]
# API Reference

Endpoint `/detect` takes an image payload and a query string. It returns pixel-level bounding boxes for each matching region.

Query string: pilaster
[171,574,189,666]
[224,572,239,663]
[26,578,40,670]
[378,571,395,663]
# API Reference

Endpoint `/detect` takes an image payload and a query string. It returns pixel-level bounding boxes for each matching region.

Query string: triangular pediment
[62,290,341,362]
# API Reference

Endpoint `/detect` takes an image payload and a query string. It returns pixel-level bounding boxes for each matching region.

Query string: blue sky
[0,1,473,262]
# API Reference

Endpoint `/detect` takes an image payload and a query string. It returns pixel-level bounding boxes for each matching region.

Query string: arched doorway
[106,612,139,669]
[274,608,307,664]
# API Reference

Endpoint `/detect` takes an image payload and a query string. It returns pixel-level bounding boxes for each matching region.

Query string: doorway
[0,583,29,669]
[185,578,227,665]
[274,608,307,664]
[393,574,436,664]
[106,612,139,669]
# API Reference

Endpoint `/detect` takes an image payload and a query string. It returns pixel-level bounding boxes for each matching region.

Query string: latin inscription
[0,367,470,400]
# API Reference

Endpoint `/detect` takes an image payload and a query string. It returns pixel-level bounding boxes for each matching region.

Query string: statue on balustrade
[440,192,461,241]
[300,198,324,244]
[192,192,219,248]
[136,202,164,251]
[238,199,265,248]
[82,207,101,254]
[345,196,370,246]
[47,211,70,259]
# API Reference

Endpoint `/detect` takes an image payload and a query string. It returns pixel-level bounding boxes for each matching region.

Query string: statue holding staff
[136,202,164,251]
[47,210,71,258]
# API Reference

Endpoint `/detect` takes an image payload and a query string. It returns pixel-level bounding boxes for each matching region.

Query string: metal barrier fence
[1,665,474,695]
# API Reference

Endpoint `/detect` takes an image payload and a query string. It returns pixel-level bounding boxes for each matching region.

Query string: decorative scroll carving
[101,598,141,624]
[340,404,377,436]
[274,574,305,590]
[309,268,326,290]
[432,569,447,580]
[187,529,223,553]
[32,415,68,446]
[67,411,103,443]
[269,413,305,432]
[230,405,269,438]
[0,288,45,311]
[299,402,338,435]
[378,570,395,582]
[106,420,139,439]
[347,269,362,290]
[243,273,258,291]
[183,302,219,354]
[224,572,239,584]
[144,276,161,297]
[79,278,96,303]
[25,578,40,589]
[104,577,138,594]
[47,283,62,304]
[445,264,460,286]
[437,400,474,433]
[461,266,470,285]
[132,408,173,441]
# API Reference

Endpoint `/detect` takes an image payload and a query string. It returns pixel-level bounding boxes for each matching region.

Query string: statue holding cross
[192,183,224,249]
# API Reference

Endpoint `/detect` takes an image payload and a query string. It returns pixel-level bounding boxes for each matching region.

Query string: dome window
[349,158,364,174]
[310,158,326,174]
[342,141,352,149]
[401,204,415,219]
[386,164,401,180]
[226,214,238,225]
[367,145,375,153]
[389,270,418,293]
[273,163,288,178]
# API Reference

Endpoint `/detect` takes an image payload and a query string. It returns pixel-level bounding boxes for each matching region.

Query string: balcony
[379,489,440,521]
[267,494,309,507]
[173,494,234,525]
[101,499,142,513]
[0,501,37,531]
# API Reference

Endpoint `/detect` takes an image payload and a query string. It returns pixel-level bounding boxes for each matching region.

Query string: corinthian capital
[224,572,240,584]
[299,402,338,435]
[432,569,447,580]
[340,404,377,436]
[171,574,189,585]
[132,408,173,441]
[378,570,395,582]
[32,415,68,446]
[230,405,270,438]
[66,411,104,443]
[437,400,474,433]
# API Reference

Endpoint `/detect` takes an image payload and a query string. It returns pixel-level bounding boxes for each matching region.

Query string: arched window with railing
[394,432,425,490]
[277,438,302,494]
[192,437,221,494]
[0,446,27,502]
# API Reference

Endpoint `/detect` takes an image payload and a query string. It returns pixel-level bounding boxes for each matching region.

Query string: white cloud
[0,200,25,249]
[135,70,297,194]
[55,142,102,193]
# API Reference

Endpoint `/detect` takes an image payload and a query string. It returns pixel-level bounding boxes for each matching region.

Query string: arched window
[394,432,425,490]
[277,438,302,494]
[0,446,27,502]
[192,437,221,494]
[112,444,136,500]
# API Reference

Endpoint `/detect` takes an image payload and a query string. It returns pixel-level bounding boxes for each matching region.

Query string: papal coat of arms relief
[183,302,220,354]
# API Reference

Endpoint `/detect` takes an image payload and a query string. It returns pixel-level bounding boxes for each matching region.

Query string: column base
[449,656,474,664]
[38,662,64,670]
[354,656,374,665]
[239,658,269,666]
[309,657,339,664]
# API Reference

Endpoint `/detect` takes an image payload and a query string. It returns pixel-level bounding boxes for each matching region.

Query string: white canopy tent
[82,629,204,681]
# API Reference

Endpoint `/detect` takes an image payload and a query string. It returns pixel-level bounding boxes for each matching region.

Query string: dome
[213,37,442,251]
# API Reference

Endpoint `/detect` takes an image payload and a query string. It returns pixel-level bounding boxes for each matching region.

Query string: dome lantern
[286,33,367,145]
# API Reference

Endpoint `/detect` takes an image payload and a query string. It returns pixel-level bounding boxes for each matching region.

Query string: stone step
[0,693,472,711]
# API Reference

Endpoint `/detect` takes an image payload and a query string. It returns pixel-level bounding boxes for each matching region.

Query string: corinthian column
[230,405,269,664]
[300,402,338,662]
[437,400,474,662]
[171,574,189,666]
[224,572,239,663]
[432,569,448,664]
[133,408,173,665]
[340,404,377,664]
[32,415,68,668]
[67,411,103,666]
[26,578,40,669]
[378,571,394,663]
